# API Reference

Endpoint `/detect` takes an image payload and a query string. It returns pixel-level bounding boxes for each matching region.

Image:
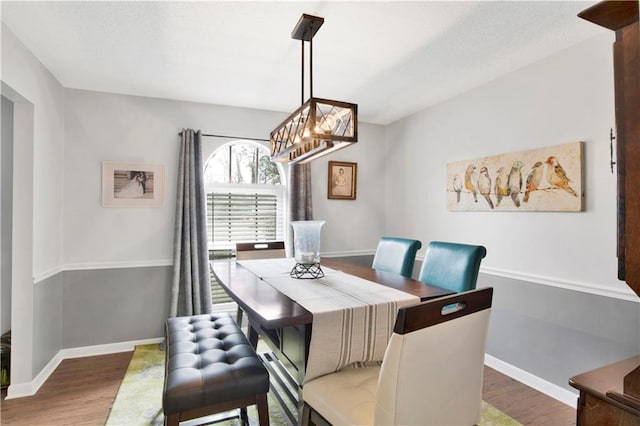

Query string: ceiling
[1,1,606,125]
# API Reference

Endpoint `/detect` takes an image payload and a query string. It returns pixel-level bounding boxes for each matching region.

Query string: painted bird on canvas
[524,161,544,203]
[464,164,478,203]
[453,174,463,203]
[507,160,524,207]
[546,156,578,197]
[494,167,509,207]
[478,167,494,209]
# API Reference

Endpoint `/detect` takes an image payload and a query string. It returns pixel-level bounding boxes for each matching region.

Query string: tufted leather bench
[162,313,270,426]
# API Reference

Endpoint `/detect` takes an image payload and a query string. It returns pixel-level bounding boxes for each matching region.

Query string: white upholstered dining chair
[302,287,493,426]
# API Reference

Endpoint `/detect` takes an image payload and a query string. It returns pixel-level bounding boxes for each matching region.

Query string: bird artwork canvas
[447,142,583,212]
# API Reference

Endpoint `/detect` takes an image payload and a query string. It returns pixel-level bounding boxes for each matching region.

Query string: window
[204,141,285,250]
[204,141,285,305]
[204,143,281,185]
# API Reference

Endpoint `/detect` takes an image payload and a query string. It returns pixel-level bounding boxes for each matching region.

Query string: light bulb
[319,114,337,133]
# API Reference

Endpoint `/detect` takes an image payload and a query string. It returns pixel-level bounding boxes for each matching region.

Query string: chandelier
[270,14,358,164]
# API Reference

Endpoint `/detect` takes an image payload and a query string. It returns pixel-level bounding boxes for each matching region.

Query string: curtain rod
[178,131,269,143]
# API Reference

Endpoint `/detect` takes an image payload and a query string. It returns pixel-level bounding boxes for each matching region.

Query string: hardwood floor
[1,351,576,425]
[1,352,132,425]
[483,366,576,425]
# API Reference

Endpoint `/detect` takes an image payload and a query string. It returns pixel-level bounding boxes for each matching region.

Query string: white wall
[1,23,65,394]
[385,33,630,299]
[383,32,640,399]
[1,96,13,335]
[1,25,65,279]
[63,89,386,268]
[311,122,387,255]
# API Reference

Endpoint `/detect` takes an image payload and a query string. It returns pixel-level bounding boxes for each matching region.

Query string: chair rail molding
[481,266,639,303]
[37,255,639,303]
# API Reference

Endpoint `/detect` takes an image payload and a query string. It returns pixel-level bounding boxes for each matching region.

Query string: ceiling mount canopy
[270,14,358,164]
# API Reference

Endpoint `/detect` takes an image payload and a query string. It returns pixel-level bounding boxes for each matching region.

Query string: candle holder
[290,220,325,279]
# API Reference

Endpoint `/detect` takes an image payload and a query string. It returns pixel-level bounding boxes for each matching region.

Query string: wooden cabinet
[569,356,640,425]
[573,3,640,425]
[579,0,639,297]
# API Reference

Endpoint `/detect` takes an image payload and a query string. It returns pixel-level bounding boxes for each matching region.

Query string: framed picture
[102,161,164,207]
[446,141,583,212]
[328,161,357,200]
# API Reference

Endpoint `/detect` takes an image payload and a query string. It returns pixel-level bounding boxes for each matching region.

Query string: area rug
[106,344,521,426]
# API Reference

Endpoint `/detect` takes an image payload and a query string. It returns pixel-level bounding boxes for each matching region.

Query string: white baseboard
[4,337,164,399]
[59,337,164,359]
[485,354,578,408]
[5,345,63,399]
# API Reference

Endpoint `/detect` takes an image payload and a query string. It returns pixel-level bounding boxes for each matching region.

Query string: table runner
[237,258,419,383]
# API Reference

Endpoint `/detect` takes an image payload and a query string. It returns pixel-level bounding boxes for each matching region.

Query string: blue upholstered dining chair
[418,241,487,293]
[371,237,422,278]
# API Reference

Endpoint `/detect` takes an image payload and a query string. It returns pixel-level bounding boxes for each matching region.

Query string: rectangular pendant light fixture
[270,14,358,164]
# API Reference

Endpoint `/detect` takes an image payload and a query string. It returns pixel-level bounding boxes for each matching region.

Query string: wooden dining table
[209,257,455,421]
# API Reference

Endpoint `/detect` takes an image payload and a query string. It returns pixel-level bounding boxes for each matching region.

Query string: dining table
[209,257,455,422]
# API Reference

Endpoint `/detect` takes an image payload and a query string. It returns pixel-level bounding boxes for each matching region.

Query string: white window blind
[207,191,283,306]
[207,192,282,247]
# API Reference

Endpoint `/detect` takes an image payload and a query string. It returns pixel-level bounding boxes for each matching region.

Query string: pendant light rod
[299,31,315,103]
[301,40,305,105]
[293,14,323,104]
[310,34,313,99]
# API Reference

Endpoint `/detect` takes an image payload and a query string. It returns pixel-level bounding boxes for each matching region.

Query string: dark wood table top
[321,258,454,301]
[210,258,455,330]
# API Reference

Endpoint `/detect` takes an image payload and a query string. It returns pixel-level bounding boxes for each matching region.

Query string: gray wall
[477,273,639,394]
[33,274,62,375]
[1,95,13,335]
[12,264,170,376]
[342,254,639,396]
[62,266,172,348]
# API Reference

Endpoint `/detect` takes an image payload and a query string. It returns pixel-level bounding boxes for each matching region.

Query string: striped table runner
[238,258,419,383]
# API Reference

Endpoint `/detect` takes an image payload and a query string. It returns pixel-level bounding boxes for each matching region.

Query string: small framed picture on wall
[328,161,357,200]
[102,161,164,207]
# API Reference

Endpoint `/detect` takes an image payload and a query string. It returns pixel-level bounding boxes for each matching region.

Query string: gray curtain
[289,163,313,221]
[288,163,313,256]
[170,129,212,317]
